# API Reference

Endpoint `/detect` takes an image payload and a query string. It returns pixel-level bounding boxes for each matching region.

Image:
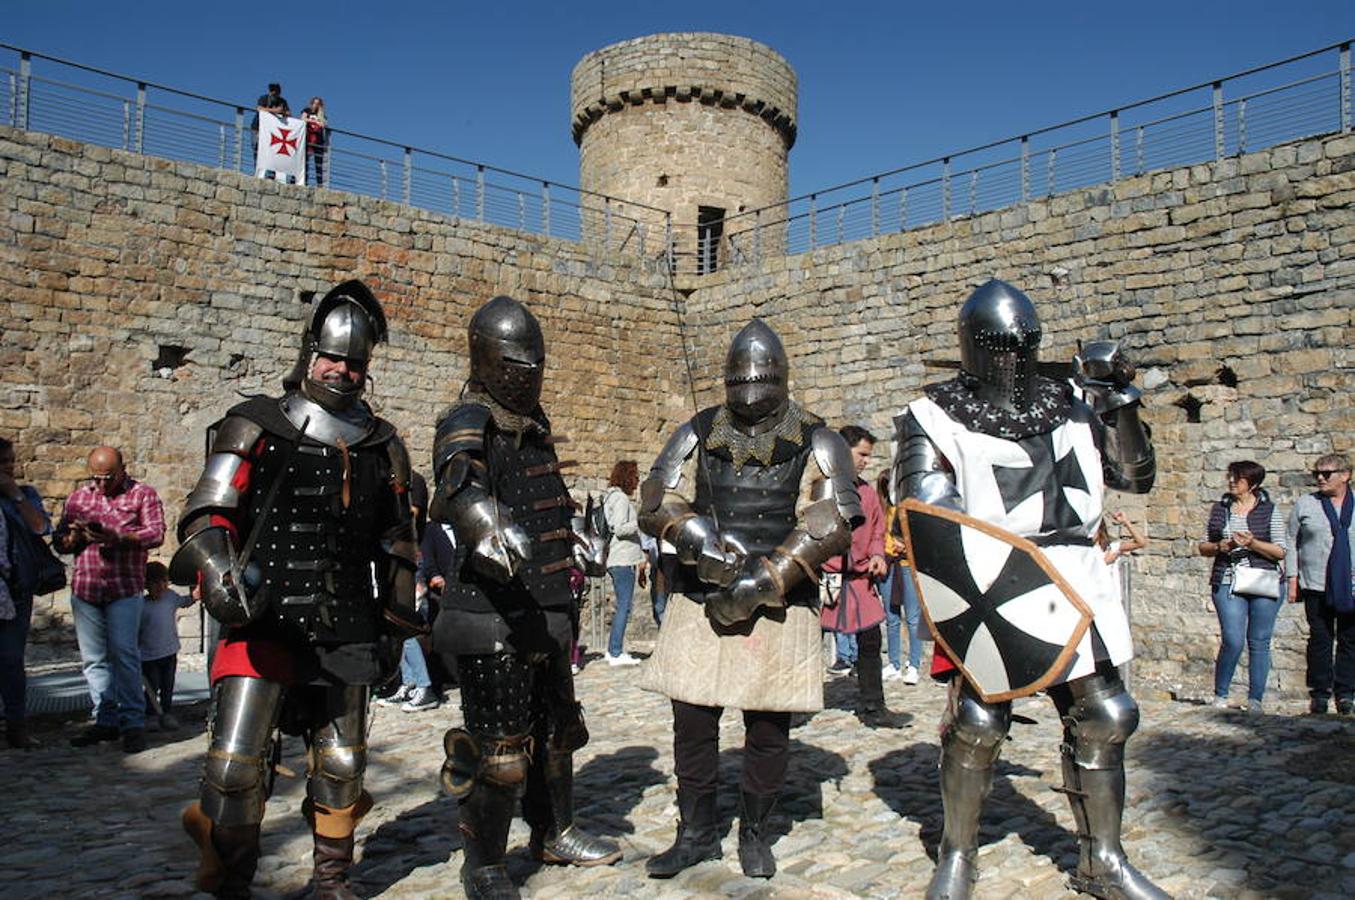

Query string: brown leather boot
[306,791,373,900]
[182,802,260,899]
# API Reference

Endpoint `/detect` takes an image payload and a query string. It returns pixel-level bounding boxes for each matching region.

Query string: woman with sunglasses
[1198,460,1287,712]
[1287,453,1355,715]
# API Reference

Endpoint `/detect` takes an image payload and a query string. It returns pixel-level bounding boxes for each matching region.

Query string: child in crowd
[139,560,194,731]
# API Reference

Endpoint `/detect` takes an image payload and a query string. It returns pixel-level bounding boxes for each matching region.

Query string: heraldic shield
[900,499,1094,703]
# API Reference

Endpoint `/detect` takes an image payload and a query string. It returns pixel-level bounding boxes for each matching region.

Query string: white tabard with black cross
[907,395,1131,683]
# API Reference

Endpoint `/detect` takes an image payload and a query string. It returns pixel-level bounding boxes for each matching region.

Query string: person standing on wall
[603,459,646,666]
[1287,453,1355,715]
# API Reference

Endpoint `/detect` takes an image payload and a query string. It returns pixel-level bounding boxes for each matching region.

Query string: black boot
[737,790,778,878]
[459,782,521,900]
[646,789,721,878]
[527,750,622,866]
[312,834,358,900]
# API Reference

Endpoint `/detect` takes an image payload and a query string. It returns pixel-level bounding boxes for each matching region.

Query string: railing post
[476,165,485,222]
[6,71,14,127]
[809,194,817,247]
[235,107,244,172]
[218,123,226,169]
[836,206,845,244]
[122,100,131,151]
[1238,98,1248,155]
[871,177,880,236]
[1341,42,1352,133]
[1212,80,1224,160]
[968,171,978,214]
[1020,136,1030,201]
[541,182,551,235]
[899,187,908,231]
[1110,109,1120,181]
[1047,148,1057,196]
[135,82,146,154]
[379,160,388,200]
[517,192,525,230]
[402,147,412,204]
[453,176,462,218]
[942,157,951,219]
[1135,125,1145,175]
[16,52,31,131]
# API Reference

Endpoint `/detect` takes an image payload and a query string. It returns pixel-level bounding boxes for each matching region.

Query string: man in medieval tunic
[894,279,1166,900]
[638,319,863,880]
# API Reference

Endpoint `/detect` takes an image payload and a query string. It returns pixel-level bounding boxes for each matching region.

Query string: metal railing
[0,43,669,259]
[705,40,1354,271]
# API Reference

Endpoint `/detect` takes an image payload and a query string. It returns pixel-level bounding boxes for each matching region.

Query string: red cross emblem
[269,126,299,156]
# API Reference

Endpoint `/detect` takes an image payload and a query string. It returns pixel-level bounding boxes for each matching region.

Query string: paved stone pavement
[3,656,1354,900]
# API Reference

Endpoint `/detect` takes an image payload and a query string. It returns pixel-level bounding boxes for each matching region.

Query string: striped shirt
[58,479,165,604]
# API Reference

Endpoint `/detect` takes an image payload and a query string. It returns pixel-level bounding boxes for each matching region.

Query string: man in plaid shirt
[54,446,165,753]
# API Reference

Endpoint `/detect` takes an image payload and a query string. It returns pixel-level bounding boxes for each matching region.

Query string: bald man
[54,446,166,753]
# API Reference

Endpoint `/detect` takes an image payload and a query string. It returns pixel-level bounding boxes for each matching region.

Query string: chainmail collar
[460,382,549,436]
[704,400,820,470]
[924,375,1071,440]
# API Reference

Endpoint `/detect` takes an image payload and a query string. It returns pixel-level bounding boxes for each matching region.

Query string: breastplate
[694,449,807,559]
[245,435,387,645]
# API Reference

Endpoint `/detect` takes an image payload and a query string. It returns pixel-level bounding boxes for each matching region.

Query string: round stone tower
[570,33,797,272]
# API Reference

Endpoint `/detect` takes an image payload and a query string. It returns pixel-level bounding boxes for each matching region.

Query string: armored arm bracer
[429,403,530,582]
[1074,341,1155,494]
[891,410,962,510]
[759,427,862,595]
[638,422,742,587]
[178,415,264,541]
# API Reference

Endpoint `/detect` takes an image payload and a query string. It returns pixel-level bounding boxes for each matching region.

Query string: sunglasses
[1314,469,1348,480]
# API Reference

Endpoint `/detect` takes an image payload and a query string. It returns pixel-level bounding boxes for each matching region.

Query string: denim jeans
[1212,581,1282,702]
[608,565,636,657]
[72,593,146,730]
[399,637,432,689]
[835,632,858,665]
[141,653,177,716]
[0,594,34,721]
[881,564,924,670]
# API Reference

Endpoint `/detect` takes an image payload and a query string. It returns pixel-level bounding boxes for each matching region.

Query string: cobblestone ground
[3,654,1354,900]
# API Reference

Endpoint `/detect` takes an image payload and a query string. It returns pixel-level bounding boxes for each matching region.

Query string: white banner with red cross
[256,111,306,182]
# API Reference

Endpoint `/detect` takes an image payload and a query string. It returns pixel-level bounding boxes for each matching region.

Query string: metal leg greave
[926,683,1011,900]
[458,781,523,900]
[646,789,722,878]
[527,750,622,866]
[1061,755,1170,900]
[736,789,778,879]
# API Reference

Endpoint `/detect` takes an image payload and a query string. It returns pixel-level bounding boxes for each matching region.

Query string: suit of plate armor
[638,319,864,880]
[893,280,1166,900]
[171,281,421,900]
[430,295,620,900]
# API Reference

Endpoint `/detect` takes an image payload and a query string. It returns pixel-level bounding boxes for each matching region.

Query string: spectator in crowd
[1287,453,1355,715]
[819,426,901,728]
[302,96,329,187]
[138,560,193,731]
[1100,509,1149,597]
[0,437,54,749]
[249,82,290,169]
[877,469,922,686]
[1199,460,1287,713]
[381,518,451,713]
[53,446,165,753]
[604,459,646,666]
[640,531,669,628]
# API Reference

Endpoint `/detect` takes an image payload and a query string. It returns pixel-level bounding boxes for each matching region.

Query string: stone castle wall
[3,125,1353,695]
[571,34,796,260]
[0,126,693,655]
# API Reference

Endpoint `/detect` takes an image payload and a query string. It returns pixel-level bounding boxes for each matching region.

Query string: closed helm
[724,318,789,432]
[468,295,546,415]
[957,279,1041,412]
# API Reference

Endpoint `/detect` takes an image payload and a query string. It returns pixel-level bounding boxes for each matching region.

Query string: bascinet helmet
[285,280,388,411]
[724,318,789,432]
[468,295,545,415]
[958,279,1042,412]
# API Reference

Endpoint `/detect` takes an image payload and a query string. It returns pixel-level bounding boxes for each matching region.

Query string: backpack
[591,491,614,544]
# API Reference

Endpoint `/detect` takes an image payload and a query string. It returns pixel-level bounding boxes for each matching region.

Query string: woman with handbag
[0,437,57,748]
[1198,460,1287,713]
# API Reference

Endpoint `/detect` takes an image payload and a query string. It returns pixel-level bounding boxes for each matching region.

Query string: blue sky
[5,1,1352,197]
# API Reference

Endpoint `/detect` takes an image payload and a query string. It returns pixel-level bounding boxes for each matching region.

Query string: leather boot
[1062,758,1170,900]
[646,789,721,878]
[459,782,521,900]
[306,791,373,900]
[527,750,622,866]
[736,790,777,878]
[183,802,261,899]
[924,752,994,900]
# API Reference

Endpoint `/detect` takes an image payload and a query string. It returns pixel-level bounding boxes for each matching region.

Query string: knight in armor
[638,319,863,880]
[170,280,422,899]
[430,295,620,900]
[893,280,1166,900]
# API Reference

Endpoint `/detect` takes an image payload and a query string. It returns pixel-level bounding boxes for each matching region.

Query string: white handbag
[1232,564,1281,599]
